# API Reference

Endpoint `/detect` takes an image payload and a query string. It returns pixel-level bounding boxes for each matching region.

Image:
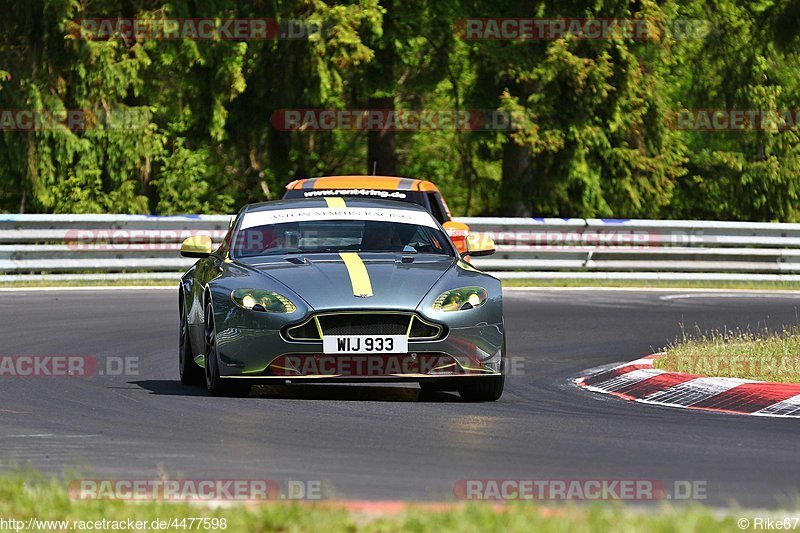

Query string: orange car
[283,175,470,252]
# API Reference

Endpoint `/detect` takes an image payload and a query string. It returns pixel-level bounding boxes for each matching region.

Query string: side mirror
[180,235,214,258]
[464,233,495,257]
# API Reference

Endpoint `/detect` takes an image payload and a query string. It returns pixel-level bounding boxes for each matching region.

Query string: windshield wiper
[283,249,339,254]
[357,248,418,254]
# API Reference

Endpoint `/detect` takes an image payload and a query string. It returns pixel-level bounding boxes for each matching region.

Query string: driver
[361,221,404,251]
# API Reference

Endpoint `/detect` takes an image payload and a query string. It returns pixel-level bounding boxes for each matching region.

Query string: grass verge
[655,326,800,383]
[0,475,764,533]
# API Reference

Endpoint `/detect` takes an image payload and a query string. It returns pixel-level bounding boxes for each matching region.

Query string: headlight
[432,287,488,312]
[231,289,297,313]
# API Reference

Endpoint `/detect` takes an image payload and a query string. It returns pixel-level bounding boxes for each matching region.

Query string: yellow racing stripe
[324,197,346,208]
[339,252,373,297]
[325,196,370,296]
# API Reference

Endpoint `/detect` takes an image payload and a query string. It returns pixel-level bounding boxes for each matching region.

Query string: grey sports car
[178,197,505,401]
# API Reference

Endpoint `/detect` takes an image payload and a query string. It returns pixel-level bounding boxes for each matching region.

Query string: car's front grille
[284,312,444,341]
[319,314,409,336]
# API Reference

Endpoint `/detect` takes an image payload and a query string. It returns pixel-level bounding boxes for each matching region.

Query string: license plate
[322,335,408,354]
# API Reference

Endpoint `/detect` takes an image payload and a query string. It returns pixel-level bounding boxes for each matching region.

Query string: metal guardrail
[3,214,800,282]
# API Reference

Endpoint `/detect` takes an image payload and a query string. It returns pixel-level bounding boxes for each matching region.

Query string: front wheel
[458,338,505,402]
[458,374,505,402]
[179,297,204,385]
[204,301,251,397]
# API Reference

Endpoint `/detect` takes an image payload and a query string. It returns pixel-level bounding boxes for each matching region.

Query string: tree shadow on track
[131,380,462,402]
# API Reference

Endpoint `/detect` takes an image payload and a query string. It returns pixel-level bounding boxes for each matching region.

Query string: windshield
[233,212,454,258]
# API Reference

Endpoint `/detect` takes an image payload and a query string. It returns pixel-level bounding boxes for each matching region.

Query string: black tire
[458,338,505,402]
[179,296,204,385]
[204,300,251,397]
[458,374,505,402]
[419,380,458,392]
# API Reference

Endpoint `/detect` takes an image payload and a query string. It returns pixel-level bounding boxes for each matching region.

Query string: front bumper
[213,320,504,380]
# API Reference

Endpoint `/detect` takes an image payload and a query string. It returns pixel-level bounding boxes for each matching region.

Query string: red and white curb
[574,354,800,418]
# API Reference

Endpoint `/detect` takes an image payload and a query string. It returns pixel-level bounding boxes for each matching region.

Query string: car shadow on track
[130,380,210,397]
[131,380,463,402]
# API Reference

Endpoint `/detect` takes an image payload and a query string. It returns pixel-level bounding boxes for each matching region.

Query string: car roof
[242,197,432,213]
[285,175,441,192]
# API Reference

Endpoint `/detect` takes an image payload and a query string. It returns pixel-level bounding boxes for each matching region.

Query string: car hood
[236,253,455,311]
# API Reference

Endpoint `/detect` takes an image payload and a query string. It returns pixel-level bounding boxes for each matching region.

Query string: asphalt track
[1,288,799,507]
